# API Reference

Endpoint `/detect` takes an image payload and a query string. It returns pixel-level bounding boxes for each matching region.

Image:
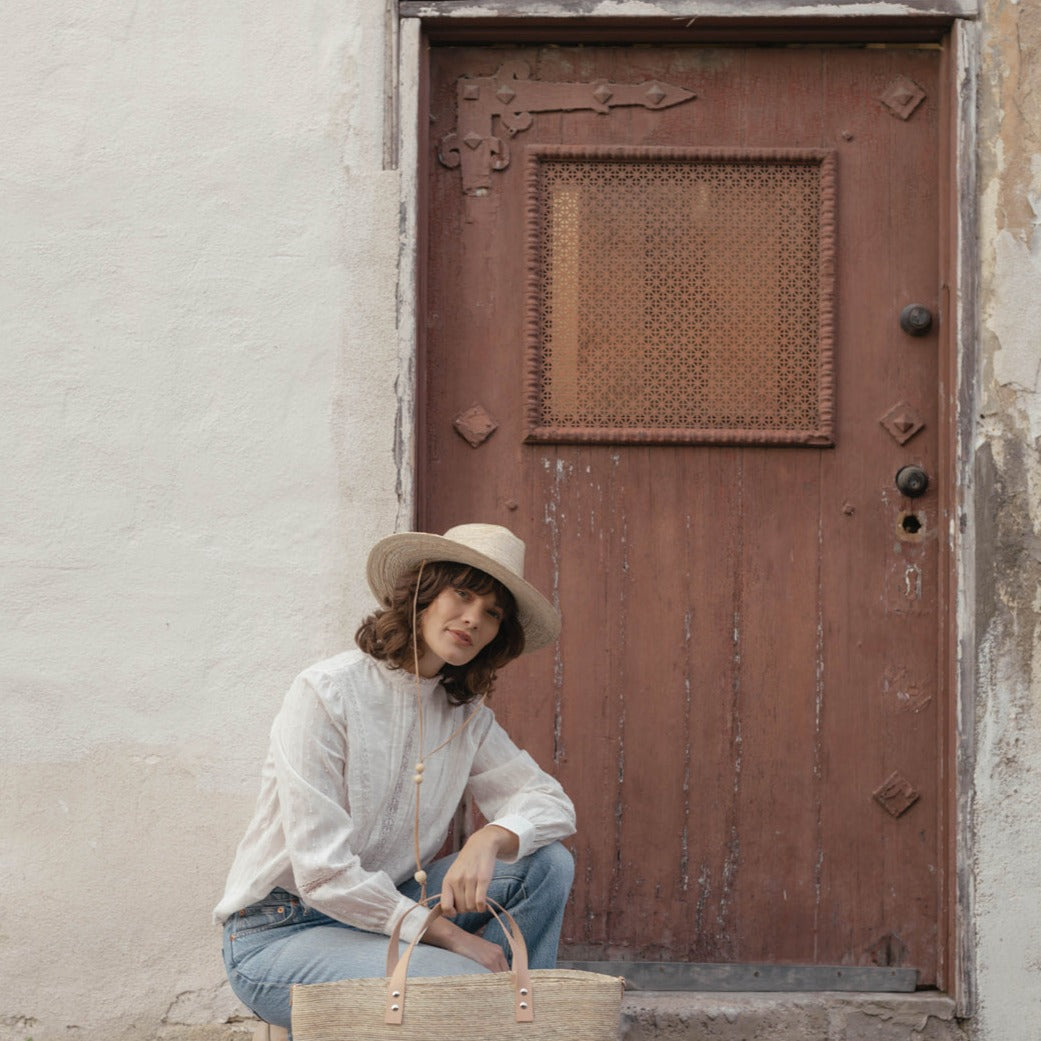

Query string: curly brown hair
[355,560,525,704]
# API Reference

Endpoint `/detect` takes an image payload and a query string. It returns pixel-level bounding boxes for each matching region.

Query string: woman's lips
[448,628,473,646]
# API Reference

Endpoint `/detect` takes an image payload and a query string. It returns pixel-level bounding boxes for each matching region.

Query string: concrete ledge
[622,992,966,1040]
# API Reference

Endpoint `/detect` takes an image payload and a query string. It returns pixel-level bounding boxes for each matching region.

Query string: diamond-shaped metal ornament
[463,131,484,150]
[645,82,667,106]
[883,665,932,713]
[880,401,925,445]
[453,403,499,448]
[873,772,920,818]
[496,85,516,104]
[878,75,927,120]
[593,84,614,105]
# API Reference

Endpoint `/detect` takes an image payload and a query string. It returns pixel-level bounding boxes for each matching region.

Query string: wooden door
[420,42,947,985]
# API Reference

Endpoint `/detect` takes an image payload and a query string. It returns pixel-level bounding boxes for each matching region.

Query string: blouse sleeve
[271,672,423,940]
[466,712,576,861]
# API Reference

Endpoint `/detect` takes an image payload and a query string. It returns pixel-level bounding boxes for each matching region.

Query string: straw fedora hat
[366,523,561,652]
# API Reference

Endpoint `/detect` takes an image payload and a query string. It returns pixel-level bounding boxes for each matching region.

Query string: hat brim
[366,532,561,652]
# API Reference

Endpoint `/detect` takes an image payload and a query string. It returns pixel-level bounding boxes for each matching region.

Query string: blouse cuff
[487,814,535,862]
[388,893,427,944]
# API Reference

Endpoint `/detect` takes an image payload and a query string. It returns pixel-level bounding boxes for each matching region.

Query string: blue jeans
[222,842,574,1031]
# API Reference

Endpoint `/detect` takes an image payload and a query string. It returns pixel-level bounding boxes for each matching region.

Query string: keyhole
[902,514,922,535]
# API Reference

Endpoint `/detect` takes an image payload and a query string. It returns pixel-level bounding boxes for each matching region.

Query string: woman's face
[415,584,504,677]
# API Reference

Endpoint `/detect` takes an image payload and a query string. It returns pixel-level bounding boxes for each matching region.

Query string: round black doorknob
[895,465,929,498]
[900,304,933,336]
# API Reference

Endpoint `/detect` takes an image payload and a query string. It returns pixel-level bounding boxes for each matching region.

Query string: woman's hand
[446,928,510,973]
[414,825,520,972]
[439,825,519,916]
[417,909,510,972]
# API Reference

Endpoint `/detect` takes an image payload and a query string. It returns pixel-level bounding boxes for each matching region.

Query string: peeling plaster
[972,2,1041,1035]
[986,226,1041,413]
[981,1,1041,237]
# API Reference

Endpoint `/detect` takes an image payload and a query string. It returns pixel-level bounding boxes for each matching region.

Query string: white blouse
[213,649,576,943]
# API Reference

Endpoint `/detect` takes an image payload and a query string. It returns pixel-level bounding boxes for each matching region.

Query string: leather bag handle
[384,896,534,1025]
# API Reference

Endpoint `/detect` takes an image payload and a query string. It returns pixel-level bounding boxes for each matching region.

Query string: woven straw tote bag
[290,900,623,1041]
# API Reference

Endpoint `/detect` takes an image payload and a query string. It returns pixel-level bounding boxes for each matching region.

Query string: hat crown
[440,523,526,580]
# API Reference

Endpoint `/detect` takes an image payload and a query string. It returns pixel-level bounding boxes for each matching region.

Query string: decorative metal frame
[523,144,838,446]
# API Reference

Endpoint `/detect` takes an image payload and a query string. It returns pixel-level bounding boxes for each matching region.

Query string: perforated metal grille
[525,147,836,445]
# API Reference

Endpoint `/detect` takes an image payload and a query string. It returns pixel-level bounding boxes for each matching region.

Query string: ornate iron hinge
[438,60,696,196]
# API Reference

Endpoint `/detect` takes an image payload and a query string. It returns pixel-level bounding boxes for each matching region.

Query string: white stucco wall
[3,2,1041,1039]
[1,2,403,1038]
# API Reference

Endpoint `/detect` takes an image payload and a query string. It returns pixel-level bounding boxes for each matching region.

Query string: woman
[214,523,576,1031]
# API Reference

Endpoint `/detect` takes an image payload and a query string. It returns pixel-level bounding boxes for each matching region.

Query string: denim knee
[532,840,575,889]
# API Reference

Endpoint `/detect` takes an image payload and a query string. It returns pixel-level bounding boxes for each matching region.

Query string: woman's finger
[439,883,457,916]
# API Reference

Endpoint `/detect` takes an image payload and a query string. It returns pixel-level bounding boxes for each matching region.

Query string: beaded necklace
[408,560,486,901]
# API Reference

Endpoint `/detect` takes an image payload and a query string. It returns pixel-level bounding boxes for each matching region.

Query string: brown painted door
[421,43,945,984]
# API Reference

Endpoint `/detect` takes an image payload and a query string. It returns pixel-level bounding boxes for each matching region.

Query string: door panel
[421,43,944,983]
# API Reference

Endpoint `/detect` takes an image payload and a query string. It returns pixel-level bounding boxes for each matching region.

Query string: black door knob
[900,304,933,336]
[895,465,929,498]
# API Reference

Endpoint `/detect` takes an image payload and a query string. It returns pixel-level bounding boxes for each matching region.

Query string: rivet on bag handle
[384,897,534,1025]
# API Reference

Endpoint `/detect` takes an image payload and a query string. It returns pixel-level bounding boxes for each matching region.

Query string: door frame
[391,1,980,1013]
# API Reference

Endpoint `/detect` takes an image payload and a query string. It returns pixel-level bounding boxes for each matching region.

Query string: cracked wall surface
[972,0,1041,1038]
[2,1,1041,1039]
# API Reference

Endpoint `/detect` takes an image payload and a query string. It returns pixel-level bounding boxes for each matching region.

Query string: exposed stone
[620,993,964,1041]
